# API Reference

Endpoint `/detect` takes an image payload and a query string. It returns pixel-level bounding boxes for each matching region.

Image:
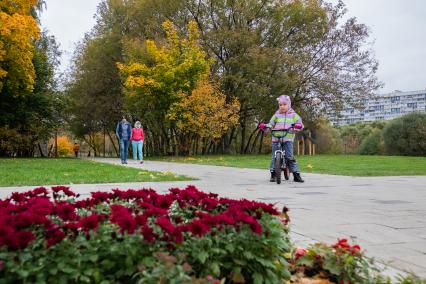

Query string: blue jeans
[132,140,143,161]
[270,141,298,173]
[119,139,130,162]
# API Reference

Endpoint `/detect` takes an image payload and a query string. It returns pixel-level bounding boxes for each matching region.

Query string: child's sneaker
[270,172,276,182]
[293,172,304,183]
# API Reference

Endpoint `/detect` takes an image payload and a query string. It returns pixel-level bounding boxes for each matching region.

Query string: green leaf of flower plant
[197,251,208,263]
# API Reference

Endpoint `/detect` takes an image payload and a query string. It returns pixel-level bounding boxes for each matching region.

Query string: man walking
[116,116,132,164]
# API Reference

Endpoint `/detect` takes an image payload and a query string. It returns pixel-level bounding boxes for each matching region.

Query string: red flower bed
[0,185,283,252]
[0,185,291,283]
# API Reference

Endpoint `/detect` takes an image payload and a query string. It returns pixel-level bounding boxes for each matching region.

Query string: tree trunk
[258,131,264,154]
[38,143,46,157]
[207,140,214,154]
[107,131,119,157]
[54,131,58,158]
[201,138,207,155]
[243,127,257,154]
[83,133,97,157]
[250,130,262,154]
[103,126,106,157]
[224,126,236,153]
[195,136,199,155]
[240,122,246,154]
[48,144,53,157]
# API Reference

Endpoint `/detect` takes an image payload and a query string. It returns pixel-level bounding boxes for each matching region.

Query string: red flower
[249,219,263,235]
[55,203,77,221]
[333,239,361,255]
[74,198,95,209]
[135,214,148,226]
[294,247,307,260]
[30,187,49,197]
[27,197,54,216]
[13,211,48,229]
[217,214,235,225]
[281,218,289,226]
[78,214,101,232]
[116,215,136,234]
[201,198,219,210]
[14,230,36,250]
[141,225,156,242]
[188,219,210,237]
[47,229,65,247]
[62,222,79,231]
[109,204,137,234]
[155,217,175,235]
[10,192,26,203]
[0,226,14,247]
[333,239,351,250]
[91,191,112,202]
[137,201,154,210]
[51,186,76,197]
[142,207,168,218]
[110,204,132,219]
[172,227,184,244]
[153,194,174,209]
[196,212,220,226]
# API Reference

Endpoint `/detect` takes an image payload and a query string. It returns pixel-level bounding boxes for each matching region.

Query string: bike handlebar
[263,124,295,131]
[270,127,293,132]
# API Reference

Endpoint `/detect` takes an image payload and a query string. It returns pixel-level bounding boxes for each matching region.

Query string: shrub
[382,112,426,156]
[290,239,380,283]
[0,126,33,157]
[55,136,74,156]
[289,239,425,284]
[0,186,291,283]
[358,129,384,155]
[314,121,343,154]
[337,121,387,154]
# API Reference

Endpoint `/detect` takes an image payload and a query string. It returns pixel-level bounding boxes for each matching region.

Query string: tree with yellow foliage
[55,135,74,157]
[0,0,40,94]
[118,20,240,155]
[118,20,210,115]
[167,80,240,154]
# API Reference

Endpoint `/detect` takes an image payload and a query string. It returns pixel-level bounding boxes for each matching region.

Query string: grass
[0,158,193,187]
[148,154,426,176]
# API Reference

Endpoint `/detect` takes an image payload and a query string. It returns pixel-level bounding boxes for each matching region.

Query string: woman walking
[131,121,144,163]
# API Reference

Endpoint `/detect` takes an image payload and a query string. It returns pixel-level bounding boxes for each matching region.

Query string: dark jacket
[116,121,132,140]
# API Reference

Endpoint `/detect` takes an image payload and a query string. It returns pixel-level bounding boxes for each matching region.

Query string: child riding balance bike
[259,95,305,183]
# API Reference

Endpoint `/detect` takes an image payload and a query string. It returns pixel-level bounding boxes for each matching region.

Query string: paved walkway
[1,158,425,278]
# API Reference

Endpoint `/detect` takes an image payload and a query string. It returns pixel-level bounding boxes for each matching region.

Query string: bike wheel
[275,152,282,184]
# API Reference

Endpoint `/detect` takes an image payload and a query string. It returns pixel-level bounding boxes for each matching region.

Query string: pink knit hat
[277,95,291,108]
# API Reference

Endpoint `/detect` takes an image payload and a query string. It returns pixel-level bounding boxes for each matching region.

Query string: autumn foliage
[55,136,74,156]
[117,20,211,108]
[0,0,40,94]
[118,20,240,155]
[168,80,240,139]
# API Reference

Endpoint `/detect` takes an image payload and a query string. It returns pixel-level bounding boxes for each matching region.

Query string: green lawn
[0,158,193,187]
[148,154,426,176]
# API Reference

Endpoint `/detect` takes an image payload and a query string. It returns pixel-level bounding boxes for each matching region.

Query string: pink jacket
[131,128,144,142]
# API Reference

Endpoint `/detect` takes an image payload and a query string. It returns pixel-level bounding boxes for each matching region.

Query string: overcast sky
[40,0,426,94]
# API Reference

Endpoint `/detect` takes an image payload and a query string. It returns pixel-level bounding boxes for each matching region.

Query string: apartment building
[328,89,426,126]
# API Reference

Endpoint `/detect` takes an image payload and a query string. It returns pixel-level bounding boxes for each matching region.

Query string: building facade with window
[328,89,426,126]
